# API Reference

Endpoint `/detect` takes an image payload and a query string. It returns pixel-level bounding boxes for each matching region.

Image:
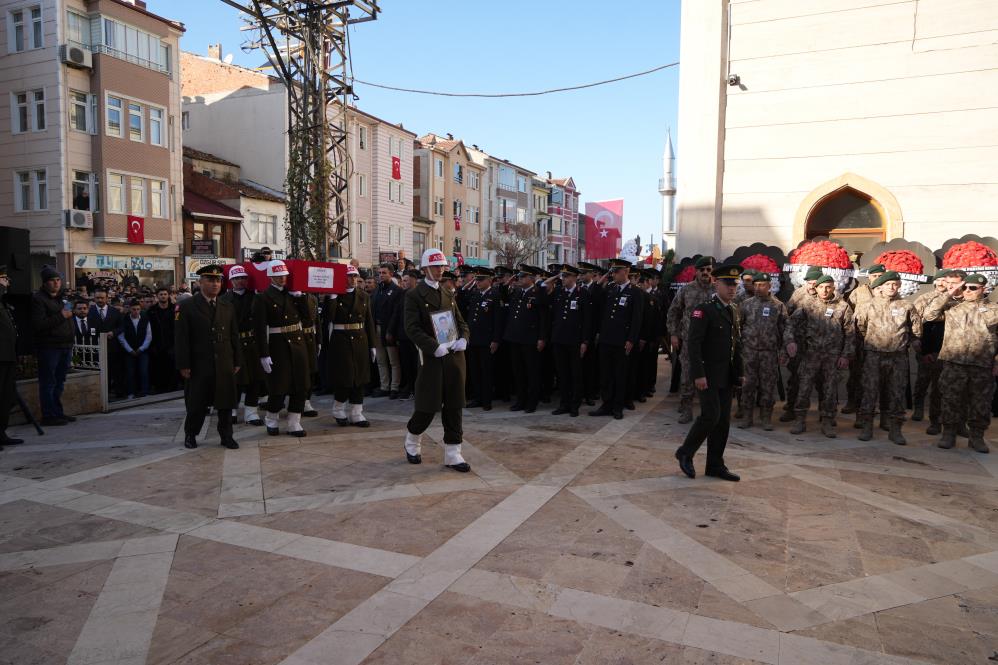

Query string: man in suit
[72,299,97,345]
[0,266,22,446]
[88,287,124,397]
[674,263,744,482]
[147,286,177,393]
[590,258,644,420]
[545,264,592,417]
[175,265,241,449]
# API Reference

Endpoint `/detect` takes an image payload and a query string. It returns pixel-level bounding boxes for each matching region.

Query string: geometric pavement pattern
[1,365,997,665]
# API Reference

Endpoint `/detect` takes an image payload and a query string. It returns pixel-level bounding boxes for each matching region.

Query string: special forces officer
[545,264,592,417]
[737,272,787,430]
[175,265,242,449]
[591,258,643,420]
[674,263,743,482]
[325,264,377,428]
[223,265,265,426]
[465,267,502,411]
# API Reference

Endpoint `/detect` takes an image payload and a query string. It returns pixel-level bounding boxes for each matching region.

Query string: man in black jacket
[502,265,549,413]
[590,259,643,420]
[88,288,124,397]
[146,287,177,393]
[465,267,503,410]
[371,264,402,398]
[0,266,23,446]
[30,267,76,425]
[545,265,592,417]
[117,299,152,398]
[386,270,418,400]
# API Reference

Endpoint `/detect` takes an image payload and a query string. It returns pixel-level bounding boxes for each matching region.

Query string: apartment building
[0,0,184,288]
[532,177,552,265]
[180,48,415,266]
[547,175,580,265]
[413,133,486,267]
[465,144,536,267]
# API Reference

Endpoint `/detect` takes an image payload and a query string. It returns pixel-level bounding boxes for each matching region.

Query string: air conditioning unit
[65,209,94,229]
[60,44,93,69]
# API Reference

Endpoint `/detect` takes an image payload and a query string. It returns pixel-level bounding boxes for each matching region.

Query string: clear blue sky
[168,0,681,247]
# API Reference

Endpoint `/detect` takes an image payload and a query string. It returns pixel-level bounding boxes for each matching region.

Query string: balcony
[97,44,171,75]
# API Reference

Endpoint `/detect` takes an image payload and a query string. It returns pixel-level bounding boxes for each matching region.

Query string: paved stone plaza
[1,367,997,665]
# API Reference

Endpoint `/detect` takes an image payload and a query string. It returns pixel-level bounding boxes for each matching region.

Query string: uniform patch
[618,296,628,305]
[570,300,578,310]
[692,309,704,319]
[824,307,834,317]
[762,307,770,317]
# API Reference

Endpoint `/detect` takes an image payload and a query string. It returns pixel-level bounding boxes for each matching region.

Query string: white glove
[329,294,337,300]
[370,348,377,363]
[289,291,303,297]
[451,338,467,352]
[260,357,273,373]
[433,344,450,358]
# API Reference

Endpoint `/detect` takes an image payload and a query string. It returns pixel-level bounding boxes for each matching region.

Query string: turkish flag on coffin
[127,215,145,244]
[391,156,402,180]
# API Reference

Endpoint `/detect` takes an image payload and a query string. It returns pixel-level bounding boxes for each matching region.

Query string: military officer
[591,258,644,420]
[0,266,22,447]
[222,265,264,426]
[254,260,311,437]
[638,268,665,401]
[465,267,502,411]
[301,292,320,417]
[325,264,377,427]
[175,265,242,449]
[667,255,716,423]
[502,264,548,413]
[545,264,593,417]
[402,248,471,472]
[737,272,787,430]
[674,263,743,482]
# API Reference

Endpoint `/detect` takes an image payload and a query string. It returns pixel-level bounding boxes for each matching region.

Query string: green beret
[741,270,756,280]
[753,272,772,283]
[867,264,886,275]
[871,271,901,289]
[804,267,824,281]
[694,256,715,269]
[815,275,834,286]
[933,269,951,279]
[966,274,988,286]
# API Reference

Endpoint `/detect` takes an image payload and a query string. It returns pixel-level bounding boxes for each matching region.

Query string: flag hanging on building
[127,215,145,244]
[392,156,402,180]
[584,200,623,259]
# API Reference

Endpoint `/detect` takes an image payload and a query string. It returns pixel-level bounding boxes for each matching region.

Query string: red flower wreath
[788,240,851,269]
[942,241,998,268]
[674,265,696,283]
[874,250,923,275]
[740,254,780,274]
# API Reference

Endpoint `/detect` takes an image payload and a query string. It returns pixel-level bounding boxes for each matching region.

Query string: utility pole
[218,0,380,259]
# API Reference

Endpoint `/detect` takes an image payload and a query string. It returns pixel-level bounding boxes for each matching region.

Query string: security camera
[727,74,741,86]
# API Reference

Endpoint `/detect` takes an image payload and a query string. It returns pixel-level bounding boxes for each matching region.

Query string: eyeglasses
[963,285,981,291]
[698,267,713,273]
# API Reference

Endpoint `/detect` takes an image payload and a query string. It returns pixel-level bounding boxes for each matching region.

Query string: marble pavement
[1,365,997,665]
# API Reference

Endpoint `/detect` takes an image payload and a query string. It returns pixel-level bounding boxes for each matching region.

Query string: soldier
[402,248,471,472]
[780,266,823,422]
[492,265,515,403]
[325,264,377,428]
[222,265,264,426]
[301,292,320,417]
[735,270,756,305]
[175,265,242,449]
[843,264,886,414]
[591,258,644,420]
[667,256,716,423]
[785,275,855,437]
[545,264,592,417]
[922,273,998,452]
[638,268,665,400]
[737,272,787,430]
[674,263,744,482]
[465,267,502,411]
[854,271,921,445]
[0,266,22,447]
[254,260,310,437]
[578,261,605,405]
[912,269,950,433]
[502,265,548,413]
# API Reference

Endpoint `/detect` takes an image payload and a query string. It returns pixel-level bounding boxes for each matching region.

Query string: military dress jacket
[253,285,311,396]
[595,282,644,347]
[854,295,921,353]
[302,293,319,374]
[687,296,743,390]
[466,286,503,348]
[221,289,263,388]
[784,296,855,359]
[323,289,376,390]
[548,285,593,347]
[404,281,470,414]
[640,288,664,344]
[502,285,549,345]
[174,293,242,409]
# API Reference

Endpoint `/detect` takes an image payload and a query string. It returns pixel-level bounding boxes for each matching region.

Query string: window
[192,222,223,255]
[15,171,30,211]
[453,200,462,218]
[550,216,563,233]
[517,175,527,193]
[181,111,190,130]
[468,205,480,224]
[500,198,515,222]
[498,165,515,191]
[248,212,277,244]
[433,196,444,217]
[149,108,163,146]
[388,180,403,204]
[30,6,41,49]
[66,10,88,45]
[354,222,366,244]
[106,96,122,137]
[547,244,563,263]
[72,171,99,211]
[32,89,44,130]
[357,173,366,197]
[468,171,479,190]
[150,180,166,218]
[12,92,28,133]
[9,6,42,52]
[805,186,886,254]
[128,102,142,141]
[101,18,168,72]
[358,126,367,150]
[413,231,426,259]
[467,241,479,259]
[516,207,526,224]
[158,43,171,72]
[434,159,443,178]
[108,173,125,213]
[129,176,145,215]
[453,163,463,184]
[12,89,44,132]
[390,136,401,158]
[10,9,24,52]
[69,91,96,133]
[435,236,444,251]
[15,169,47,211]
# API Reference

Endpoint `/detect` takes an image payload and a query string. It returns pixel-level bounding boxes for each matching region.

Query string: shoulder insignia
[692,308,704,319]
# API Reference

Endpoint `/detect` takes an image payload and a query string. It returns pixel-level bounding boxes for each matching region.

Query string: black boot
[184,434,198,449]
[216,410,239,449]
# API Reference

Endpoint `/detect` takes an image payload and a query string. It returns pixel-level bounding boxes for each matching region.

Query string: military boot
[840,401,857,415]
[759,409,774,431]
[888,422,907,446]
[854,414,864,429]
[879,412,890,432]
[911,401,924,422]
[677,411,693,425]
[790,416,806,435]
[926,418,941,435]
[779,408,796,423]
[858,418,874,441]
[956,423,970,438]
[820,417,837,439]
[737,408,754,429]
[937,425,956,449]
[968,432,990,454]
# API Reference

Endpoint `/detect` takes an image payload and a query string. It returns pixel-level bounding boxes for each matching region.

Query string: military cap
[577,261,601,273]
[754,272,772,283]
[867,263,886,275]
[41,266,60,281]
[558,264,580,276]
[871,271,901,289]
[441,270,457,281]
[538,266,556,279]
[474,266,495,278]
[196,264,225,278]
[628,264,641,276]
[965,274,988,286]
[712,263,744,281]
[694,256,715,269]
[641,268,659,279]
[741,270,756,280]
[607,258,632,271]
[815,274,835,286]
[0,265,7,278]
[804,267,824,281]
[547,263,562,274]
[457,264,475,275]
[933,269,951,280]
[494,265,514,277]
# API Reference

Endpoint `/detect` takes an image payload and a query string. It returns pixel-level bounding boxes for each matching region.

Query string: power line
[352,61,678,98]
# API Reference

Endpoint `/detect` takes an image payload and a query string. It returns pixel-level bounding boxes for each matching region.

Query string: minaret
[659,129,677,252]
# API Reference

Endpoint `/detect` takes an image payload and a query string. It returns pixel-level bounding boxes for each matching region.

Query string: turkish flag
[391,156,401,180]
[584,200,623,259]
[127,215,145,244]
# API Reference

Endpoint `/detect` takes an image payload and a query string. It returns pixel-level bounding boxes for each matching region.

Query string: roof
[347,105,416,137]
[109,0,185,32]
[183,146,239,167]
[236,180,284,203]
[182,189,242,220]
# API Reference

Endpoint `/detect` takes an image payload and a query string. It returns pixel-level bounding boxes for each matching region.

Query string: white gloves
[289,291,303,297]
[451,338,467,352]
[370,348,377,363]
[329,294,337,300]
[260,357,273,373]
[433,344,450,358]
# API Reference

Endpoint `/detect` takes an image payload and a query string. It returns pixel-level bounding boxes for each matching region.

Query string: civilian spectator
[371,263,402,398]
[72,299,97,345]
[147,287,177,393]
[117,299,152,398]
[387,269,419,399]
[30,267,76,426]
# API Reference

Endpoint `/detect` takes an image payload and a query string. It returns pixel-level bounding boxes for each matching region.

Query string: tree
[484,223,551,267]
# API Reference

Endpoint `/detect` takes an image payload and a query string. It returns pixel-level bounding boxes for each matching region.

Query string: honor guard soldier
[465,267,502,411]
[636,268,664,402]
[591,258,644,420]
[545,264,592,417]
[223,265,265,426]
[0,266,22,447]
[667,256,716,423]
[301,292,320,417]
[325,264,377,428]
[175,265,242,449]
[402,249,472,472]
[502,264,549,413]
[254,260,311,437]
[674,263,743,482]
[492,265,515,402]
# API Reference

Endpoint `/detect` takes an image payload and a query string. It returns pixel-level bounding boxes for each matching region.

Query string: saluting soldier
[465,267,502,411]
[842,263,886,414]
[402,249,471,472]
[591,258,643,420]
[492,265,515,403]
[324,264,377,428]
[578,261,605,405]
[175,265,242,449]
[0,266,22,447]
[667,256,716,423]
[502,265,549,413]
[545,264,593,417]
[222,265,264,426]
[911,269,950,433]
[674,263,743,482]
[254,260,310,437]
[637,268,665,401]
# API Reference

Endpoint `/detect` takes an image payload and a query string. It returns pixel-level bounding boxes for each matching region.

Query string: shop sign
[186,256,236,280]
[191,239,216,256]
[74,254,175,272]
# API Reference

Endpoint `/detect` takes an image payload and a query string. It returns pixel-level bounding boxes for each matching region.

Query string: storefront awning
[182,189,242,221]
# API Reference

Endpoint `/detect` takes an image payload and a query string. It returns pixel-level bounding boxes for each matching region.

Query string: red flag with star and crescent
[584,199,623,259]
[127,215,145,244]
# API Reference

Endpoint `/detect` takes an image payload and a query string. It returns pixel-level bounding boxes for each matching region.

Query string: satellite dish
[223,53,234,64]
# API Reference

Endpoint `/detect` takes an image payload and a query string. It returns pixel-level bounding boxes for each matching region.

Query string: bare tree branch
[483,223,550,267]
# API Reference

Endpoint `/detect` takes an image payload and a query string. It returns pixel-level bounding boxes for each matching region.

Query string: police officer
[465,267,502,411]
[222,265,264,426]
[545,264,592,417]
[325,264,377,427]
[254,260,310,437]
[591,258,643,420]
[674,263,743,482]
[402,248,471,472]
[578,261,605,405]
[0,266,22,447]
[175,265,242,449]
[503,264,548,413]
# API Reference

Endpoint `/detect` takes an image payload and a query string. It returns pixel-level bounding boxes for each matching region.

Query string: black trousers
[540,345,555,400]
[641,343,658,394]
[467,345,494,407]
[669,356,682,393]
[626,346,642,401]
[149,350,176,393]
[267,391,306,414]
[0,361,14,433]
[553,343,583,410]
[583,344,600,400]
[407,408,463,444]
[677,384,732,472]
[185,406,233,438]
[510,342,540,409]
[334,387,364,404]
[599,344,628,411]
[239,379,261,408]
[494,343,512,400]
[398,339,418,393]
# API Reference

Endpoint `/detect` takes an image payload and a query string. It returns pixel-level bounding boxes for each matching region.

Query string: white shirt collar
[424,278,440,290]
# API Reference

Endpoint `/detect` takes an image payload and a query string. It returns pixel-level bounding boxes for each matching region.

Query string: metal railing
[72,333,109,412]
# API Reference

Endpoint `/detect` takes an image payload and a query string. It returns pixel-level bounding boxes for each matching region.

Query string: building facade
[546,175,580,265]
[0,0,184,288]
[675,0,998,258]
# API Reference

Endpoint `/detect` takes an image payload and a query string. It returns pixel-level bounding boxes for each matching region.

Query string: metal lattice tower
[219,0,380,259]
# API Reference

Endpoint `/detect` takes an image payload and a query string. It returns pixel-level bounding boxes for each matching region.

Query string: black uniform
[638,287,664,398]
[580,280,603,402]
[222,288,264,412]
[465,285,503,409]
[547,285,593,414]
[254,285,311,415]
[146,302,177,393]
[324,289,376,405]
[502,284,548,412]
[0,282,16,442]
[593,281,643,417]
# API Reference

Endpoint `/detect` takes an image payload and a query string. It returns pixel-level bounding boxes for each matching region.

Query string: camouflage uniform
[844,284,875,410]
[782,284,815,416]
[666,279,715,417]
[912,288,944,423]
[739,295,787,414]
[854,295,921,425]
[786,296,855,420]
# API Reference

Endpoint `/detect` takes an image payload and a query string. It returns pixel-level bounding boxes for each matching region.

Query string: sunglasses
[698,267,713,273]
[963,285,981,291]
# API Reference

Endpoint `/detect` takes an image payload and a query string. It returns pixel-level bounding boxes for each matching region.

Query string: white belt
[268,323,302,334]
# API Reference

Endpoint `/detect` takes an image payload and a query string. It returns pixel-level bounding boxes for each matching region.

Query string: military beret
[196,264,224,278]
[965,273,988,286]
[753,272,772,283]
[933,269,951,280]
[948,269,968,281]
[41,266,61,281]
[871,271,901,289]
[804,267,824,281]
[713,263,744,281]
[694,256,715,269]
[867,263,886,275]
[741,270,756,280]
[815,275,835,286]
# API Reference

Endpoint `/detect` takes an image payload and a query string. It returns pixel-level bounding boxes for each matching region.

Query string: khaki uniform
[786,296,855,419]
[845,284,876,407]
[912,288,945,421]
[666,279,714,416]
[855,295,920,424]
[739,295,787,411]
[783,284,816,414]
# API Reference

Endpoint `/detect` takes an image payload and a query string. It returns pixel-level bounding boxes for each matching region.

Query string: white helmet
[228,265,247,279]
[346,264,359,276]
[267,260,290,277]
[421,248,448,267]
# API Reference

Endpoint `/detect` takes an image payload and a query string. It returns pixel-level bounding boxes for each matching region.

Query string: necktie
[82,320,88,337]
